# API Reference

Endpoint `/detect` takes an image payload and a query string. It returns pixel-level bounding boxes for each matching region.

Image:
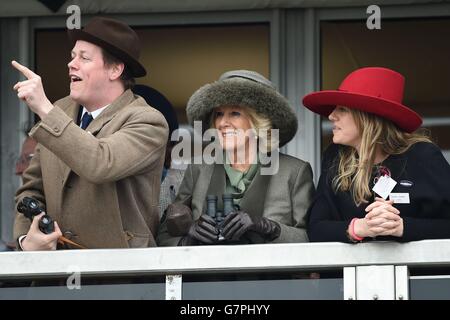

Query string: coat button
[54,126,60,132]
[63,231,74,240]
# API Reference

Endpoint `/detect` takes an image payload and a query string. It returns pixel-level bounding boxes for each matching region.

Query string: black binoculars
[206,194,238,241]
[17,197,55,234]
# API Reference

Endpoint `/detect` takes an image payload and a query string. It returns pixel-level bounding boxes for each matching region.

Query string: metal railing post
[165,274,182,300]
[355,265,395,300]
[395,265,409,300]
[343,267,356,300]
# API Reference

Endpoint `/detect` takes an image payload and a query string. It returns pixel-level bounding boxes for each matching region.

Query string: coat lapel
[62,90,136,187]
[60,103,84,186]
[85,89,135,136]
[385,154,408,182]
[236,165,271,244]
[239,166,271,219]
[203,164,226,214]
[201,163,271,218]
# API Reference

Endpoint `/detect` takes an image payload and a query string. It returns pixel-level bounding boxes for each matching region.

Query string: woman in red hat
[303,67,450,242]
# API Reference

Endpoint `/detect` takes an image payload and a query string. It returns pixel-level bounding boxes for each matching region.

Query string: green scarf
[224,160,259,204]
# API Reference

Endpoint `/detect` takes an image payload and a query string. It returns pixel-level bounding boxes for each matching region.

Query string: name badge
[372,175,397,199]
[389,193,410,204]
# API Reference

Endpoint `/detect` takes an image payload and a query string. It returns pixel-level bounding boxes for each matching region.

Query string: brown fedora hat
[68,17,146,77]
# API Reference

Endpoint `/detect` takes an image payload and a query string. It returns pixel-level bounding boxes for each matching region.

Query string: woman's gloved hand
[220,211,281,242]
[178,214,219,246]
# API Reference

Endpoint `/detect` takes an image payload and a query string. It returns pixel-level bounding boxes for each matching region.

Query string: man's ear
[109,63,125,81]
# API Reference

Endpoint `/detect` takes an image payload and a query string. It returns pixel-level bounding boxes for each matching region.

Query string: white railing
[1,240,450,300]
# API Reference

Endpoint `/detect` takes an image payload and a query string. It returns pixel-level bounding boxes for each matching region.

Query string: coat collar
[61,90,136,187]
[239,167,271,219]
[82,89,135,136]
[203,164,226,214]
[381,153,408,182]
[203,163,271,219]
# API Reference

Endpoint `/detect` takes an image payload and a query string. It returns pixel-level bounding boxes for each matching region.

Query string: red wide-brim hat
[302,67,422,133]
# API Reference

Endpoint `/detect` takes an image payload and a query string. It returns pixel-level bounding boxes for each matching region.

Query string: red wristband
[349,218,364,241]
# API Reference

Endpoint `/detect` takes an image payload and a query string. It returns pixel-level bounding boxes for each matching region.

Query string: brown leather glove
[221,210,281,242]
[178,214,220,246]
[165,203,193,236]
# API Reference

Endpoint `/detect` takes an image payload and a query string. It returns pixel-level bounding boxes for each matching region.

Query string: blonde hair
[333,108,431,206]
[210,106,274,152]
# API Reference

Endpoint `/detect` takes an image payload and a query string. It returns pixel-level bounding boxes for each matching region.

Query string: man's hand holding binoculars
[21,212,62,251]
[17,196,86,250]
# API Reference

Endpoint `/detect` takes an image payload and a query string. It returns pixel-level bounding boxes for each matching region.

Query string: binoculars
[206,194,238,241]
[17,197,55,234]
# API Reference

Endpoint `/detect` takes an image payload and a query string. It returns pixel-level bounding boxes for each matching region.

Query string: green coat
[157,153,315,246]
[14,90,168,249]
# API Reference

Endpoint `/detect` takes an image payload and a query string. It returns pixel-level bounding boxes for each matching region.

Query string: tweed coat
[158,168,185,218]
[157,153,315,246]
[14,90,168,249]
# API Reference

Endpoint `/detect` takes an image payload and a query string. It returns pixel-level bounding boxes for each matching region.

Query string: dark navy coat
[307,142,450,242]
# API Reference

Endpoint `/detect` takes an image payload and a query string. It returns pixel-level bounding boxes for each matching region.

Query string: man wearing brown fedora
[12,17,168,250]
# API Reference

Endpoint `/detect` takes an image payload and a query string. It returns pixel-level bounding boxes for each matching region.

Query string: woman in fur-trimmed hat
[303,67,450,243]
[157,70,314,246]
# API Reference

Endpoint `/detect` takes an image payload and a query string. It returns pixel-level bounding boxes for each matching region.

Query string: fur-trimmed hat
[186,70,298,147]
